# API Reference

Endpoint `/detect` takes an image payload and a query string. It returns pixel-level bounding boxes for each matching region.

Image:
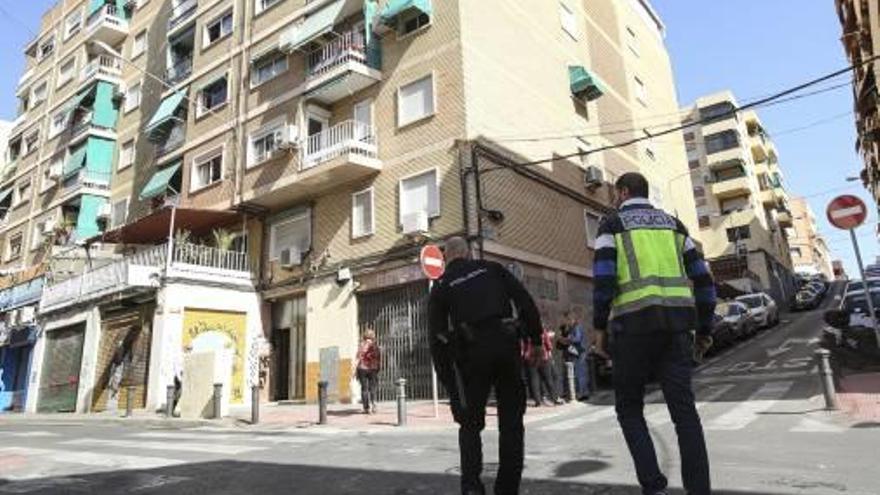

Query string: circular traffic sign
[827,195,868,230]
[420,245,445,280]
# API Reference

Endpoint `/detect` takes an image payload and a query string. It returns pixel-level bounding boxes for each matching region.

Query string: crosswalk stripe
[131,431,317,445]
[646,384,736,426]
[705,381,794,431]
[0,447,185,478]
[61,438,267,455]
[790,416,846,433]
[3,431,60,438]
[539,390,664,431]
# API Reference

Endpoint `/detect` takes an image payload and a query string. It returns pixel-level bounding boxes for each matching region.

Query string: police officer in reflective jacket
[592,173,717,495]
[428,237,542,495]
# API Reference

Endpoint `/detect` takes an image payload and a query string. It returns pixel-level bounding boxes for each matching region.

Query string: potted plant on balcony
[212,228,236,268]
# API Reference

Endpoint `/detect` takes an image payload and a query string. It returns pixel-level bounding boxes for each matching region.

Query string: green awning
[88,0,108,16]
[279,0,346,52]
[140,162,181,200]
[67,86,96,113]
[63,146,88,180]
[569,65,606,102]
[0,188,12,204]
[364,0,378,45]
[380,0,432,25]
[145,91,187,132]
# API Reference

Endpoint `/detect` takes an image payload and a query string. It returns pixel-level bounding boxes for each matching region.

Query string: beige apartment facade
[4,0,692,412]
[788,197,835,280]
[682,92,797,304]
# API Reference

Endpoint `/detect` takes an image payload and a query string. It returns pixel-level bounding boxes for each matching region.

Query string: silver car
[735,292,779,328]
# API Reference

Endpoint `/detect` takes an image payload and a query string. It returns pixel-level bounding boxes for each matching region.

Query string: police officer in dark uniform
[428,237,542,495]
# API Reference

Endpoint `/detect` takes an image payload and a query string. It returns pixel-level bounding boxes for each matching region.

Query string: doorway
[272,296,307,401]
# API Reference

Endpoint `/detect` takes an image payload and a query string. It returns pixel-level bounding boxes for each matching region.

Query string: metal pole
[396,378,407,426]
[815,349,839,410]
[318,381,328,425]
[165,384,175,418]
[165,206,177,272]
[213,383,223,419]
[125,385,135,417]
[429,280,439,419]
[849,229,880,348]
[251,385,260,425]
[566,361,576,402]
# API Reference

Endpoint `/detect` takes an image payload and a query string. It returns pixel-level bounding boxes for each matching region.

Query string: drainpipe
[470,144,485,259]
[165,206,176,273]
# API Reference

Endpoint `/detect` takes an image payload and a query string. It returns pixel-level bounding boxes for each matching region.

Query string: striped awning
[140,161,181,200]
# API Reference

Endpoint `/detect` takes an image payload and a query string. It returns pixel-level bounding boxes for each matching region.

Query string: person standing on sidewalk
[528,326,562,406]
[556,313,589,401]
[429,236,541,495]
[592,172,716,495]
[356,329,381,414]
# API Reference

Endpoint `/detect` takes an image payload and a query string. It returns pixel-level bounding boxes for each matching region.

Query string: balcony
[165,57,193,85]
[69,113,115,143]
[63,169,111,196]
[711,176,751,200]
[79,55,123,85]
[707,158,746,173]
[85,4,129,46]
[777,208,793,228]
[751,143,768,163]
[168,0,197,33]
[40,241,253,314]
[304,30,382,104]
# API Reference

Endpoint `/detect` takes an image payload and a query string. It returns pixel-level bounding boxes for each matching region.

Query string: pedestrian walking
[592,172,716,495]
[356,328,381,415]
[429,237,542,495]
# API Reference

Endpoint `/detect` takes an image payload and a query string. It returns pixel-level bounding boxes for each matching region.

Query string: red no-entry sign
[420,244,445,280]
[827,195,868,230]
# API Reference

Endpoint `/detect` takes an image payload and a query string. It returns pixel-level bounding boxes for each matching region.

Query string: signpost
[420,245,446,418]
[826,195,880,347]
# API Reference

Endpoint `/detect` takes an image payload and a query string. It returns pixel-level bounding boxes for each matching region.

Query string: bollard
[125,385,135,418]
[815,349,839,410]
[396,378,408,427]
[318,381,328,425]
[213,383,223,419]
[165,384,175,418]
[566,361,576,402]
[251,385,260,425]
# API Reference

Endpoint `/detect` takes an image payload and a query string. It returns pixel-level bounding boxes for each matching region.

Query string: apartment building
[682,92,796,304]
[788,197,835,280]
[837,0,880,209]
[3,0,691,415]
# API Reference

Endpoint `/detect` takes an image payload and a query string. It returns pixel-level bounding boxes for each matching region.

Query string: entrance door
[92,305,154,412]
[273,328,290,400]
[353,100,372,142]
[305,116,327,164]
[272,296,307,401]
[38,324,86,413]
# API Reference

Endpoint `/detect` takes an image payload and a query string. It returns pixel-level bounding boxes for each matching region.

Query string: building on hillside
[788,197,834,280]
[4,0,691,414]
[680,92,797,304]
[836,0,880,210]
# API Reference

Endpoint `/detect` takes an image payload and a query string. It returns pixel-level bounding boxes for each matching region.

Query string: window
[43,156,62,192]
[39,36,55,60]
[790,247,803,258]
[397,8,430,36]
[32,81,48,106]
[199,76,228,115]
[249,123,284,166]
[757,173,770,191]
[58,57,76,87]
[251,52,288,86]
[685,141,697,152]
[7,234,23,261]
[0,191,10,222]
[50,110,70,137]
[399,168,440,223]
[705,130,740,154]
[699,102,737,124]
[119,139,135,170]
[688,159,701,170]
[684,132,695,141]
[204,11,233,46]
[626,26,639,57]
[634,76,647,105]
[255,0,283,15]
[559,2,579,40]
[397,74,435,127]
[32,218,53,250]
[111,199,129,228]
[693,186,706,198]
[726,226,751,242]
[65,10,82,39]
[270,210,311,261]
[124,82,141,112]
[14,180,31,207]
[352,188,374,238]
[132,30,148,58]
[190,149,224,191]
[23,130,39,156]
[7,137,22,162]
[584,211,600,248]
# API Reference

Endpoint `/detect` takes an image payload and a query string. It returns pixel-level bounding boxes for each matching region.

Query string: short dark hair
[615,172,649,198]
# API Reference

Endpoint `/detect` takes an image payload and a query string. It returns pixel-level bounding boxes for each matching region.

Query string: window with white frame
[249,123,285,166]
[50,110,70,138]
[352,188,374,238]
[58,57,76,87]
[124,82,141,112]
[132,30,148,58]
[23,130,39,155]
[119,139,135,170]
[14,180,31,207]
[584,211,600,248]
[399,169,439,223]
[65,10,82,39]
[39,36,55,60]
[397,74,435,127]
[205,11,233,46]
[32,216,54,250]
[190,149,224,191]
[251,52,288,87]
[634,76,647,105]
[559,2,579,40]
[199,76,228,115]
[397,8,430,36]
[255,0,284,15]
[111,198,129,228]
[270,210,311,261]
[31,81,48,106]
[626,26,639,57]
[7,233,23,261]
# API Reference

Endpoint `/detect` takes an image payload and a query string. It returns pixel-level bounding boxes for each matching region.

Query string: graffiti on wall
[182,309,247,404]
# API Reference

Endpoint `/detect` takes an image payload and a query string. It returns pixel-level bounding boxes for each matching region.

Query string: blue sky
[0,1,876,276]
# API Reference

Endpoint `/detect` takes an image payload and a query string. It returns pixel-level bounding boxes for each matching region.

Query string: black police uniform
[428,258,541,495]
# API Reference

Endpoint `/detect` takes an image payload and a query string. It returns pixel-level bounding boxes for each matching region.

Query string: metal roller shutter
[37,324,86,413]
[92,304,154,412]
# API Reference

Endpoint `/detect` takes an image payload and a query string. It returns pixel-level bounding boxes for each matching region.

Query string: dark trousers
[612,331,711,495]
[450,323,526,495]
[357,368,378,411]
[527,360,559,403]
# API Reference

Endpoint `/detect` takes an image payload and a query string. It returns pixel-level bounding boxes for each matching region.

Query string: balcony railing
[156,123,186,156]
[307,29,380,78]
[63,169,112,194]
[165,57,193,84]
[172,243,251,273]
[301,120,377,170]
[86,4,128,32]
[168,0,198,31]
[80,55,122,82]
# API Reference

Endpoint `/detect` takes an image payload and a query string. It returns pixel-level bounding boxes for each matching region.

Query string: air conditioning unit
[97,203,111,219]
[277,125,300,150]
[279,247,302,268]
[402,211,429,236]
[20,306,35,324]
[48,163,62,180]
[584,166,604,187]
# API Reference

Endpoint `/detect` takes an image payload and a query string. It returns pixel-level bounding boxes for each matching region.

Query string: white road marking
[2,431,60,438]
[131,431,316,445]
[646,384,736,426]
[694,370,816,384]
[790,416,846,433]
[539,390,663,431]
[705,381,794,431]
[0,447,185,479]
[61,438,266,455]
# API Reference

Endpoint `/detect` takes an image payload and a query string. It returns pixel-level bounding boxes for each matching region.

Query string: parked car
[793,288,821,311]
[712,301,757,348]
[735,292,779,328]
[844,278,880,297]
[822,289,880,368]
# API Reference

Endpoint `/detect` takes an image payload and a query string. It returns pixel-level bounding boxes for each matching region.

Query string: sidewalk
[837,371,880,422]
